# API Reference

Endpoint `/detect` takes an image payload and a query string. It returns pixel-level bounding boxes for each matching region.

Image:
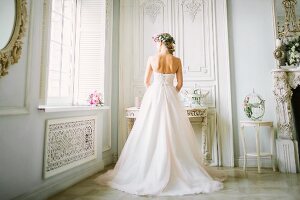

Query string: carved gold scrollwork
[0,0,27,77]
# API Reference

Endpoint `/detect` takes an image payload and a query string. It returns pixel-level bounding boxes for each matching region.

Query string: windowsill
[38,105,110,113]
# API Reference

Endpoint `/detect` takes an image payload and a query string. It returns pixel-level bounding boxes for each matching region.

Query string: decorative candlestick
[274,38,285,68]
[135,96,141,108]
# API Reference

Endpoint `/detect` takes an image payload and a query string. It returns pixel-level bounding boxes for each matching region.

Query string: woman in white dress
[95,33,225,196]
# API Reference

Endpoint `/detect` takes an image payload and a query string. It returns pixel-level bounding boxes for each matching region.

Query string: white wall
[227,0,277,167]
[0,0,15,49]
[0,0,119,199]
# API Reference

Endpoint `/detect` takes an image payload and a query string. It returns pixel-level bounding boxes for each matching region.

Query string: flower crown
[152,33,175,44]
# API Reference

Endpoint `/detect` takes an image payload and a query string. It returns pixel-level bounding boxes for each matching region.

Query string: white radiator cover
[43,116,98,178]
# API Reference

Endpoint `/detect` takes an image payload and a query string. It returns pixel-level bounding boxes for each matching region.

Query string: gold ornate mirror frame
[0,0,27,77]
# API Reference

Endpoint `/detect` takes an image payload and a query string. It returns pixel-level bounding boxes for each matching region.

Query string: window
[41,0,106,106]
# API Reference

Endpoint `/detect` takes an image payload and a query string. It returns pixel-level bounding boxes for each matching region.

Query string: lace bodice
[153,71,175,86]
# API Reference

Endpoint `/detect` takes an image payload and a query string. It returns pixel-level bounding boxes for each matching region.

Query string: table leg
[128,118,135,136]
[201,122,209,164]
[270,125,276,171]
[255,125,261,173]
[240,125,247,171]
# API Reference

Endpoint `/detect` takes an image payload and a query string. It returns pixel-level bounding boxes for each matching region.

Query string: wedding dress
[95,71,224,196]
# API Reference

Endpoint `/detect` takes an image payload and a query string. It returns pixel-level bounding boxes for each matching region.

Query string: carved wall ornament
[182,0,203,22]
[273,47,286,67]
[0,0,27,77]
[288,71,300,89]
[44,116,97,178]
[272,71,295,139]
[277,0,300,38]
[141,0,164,23]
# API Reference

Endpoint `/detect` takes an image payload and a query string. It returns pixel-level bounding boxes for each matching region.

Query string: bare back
[150,54,180,74]
[144,53,183,92]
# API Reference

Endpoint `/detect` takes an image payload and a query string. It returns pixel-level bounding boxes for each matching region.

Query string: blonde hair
[152,33,176,54]
[163,41,175,55]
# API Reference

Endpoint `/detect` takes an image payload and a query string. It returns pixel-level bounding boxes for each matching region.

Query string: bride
[95,33,225,196]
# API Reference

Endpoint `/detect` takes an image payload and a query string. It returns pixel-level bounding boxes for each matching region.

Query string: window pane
[63,0,75,19]
[62,18,74,46]
[48,70,60,97]
[50,12,62,43]
[61,72,72,97]
[52,0,63,14]
[76,0,106,105]
[49,42,61,70]
[61,45,72,72]
[45,0,106,106]
[47,0,76,105]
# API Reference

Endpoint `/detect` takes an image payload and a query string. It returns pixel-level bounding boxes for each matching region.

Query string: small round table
[240,120,276,173]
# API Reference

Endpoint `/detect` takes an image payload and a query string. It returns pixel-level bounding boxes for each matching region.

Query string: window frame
[40,0,111,108]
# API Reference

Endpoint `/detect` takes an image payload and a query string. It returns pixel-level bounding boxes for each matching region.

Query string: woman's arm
[176,59,183,92]
[144,57,153,88]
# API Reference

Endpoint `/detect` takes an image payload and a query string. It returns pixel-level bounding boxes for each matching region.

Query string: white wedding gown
[95,71,224,196]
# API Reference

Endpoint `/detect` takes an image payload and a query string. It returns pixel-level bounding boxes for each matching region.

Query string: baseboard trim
[235,156,274,168]
[14,160,104,200]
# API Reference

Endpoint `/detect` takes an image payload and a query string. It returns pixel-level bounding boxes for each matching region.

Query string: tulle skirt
[94,76,225,196]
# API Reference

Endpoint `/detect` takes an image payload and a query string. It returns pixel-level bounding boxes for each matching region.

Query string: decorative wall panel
[182,0,203,22]
[177,0,215,81]
[135,0,167,81]
[142,0,164,23]
[44,116,97,178]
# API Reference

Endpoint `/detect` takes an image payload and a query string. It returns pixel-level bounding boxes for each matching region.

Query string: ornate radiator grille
[44,116,97,178]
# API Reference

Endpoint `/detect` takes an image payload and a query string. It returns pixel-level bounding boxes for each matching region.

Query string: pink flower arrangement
[88,90,104,106]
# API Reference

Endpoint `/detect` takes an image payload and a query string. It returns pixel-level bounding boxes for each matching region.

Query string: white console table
[125,106,209,162]
[240,121,276,173]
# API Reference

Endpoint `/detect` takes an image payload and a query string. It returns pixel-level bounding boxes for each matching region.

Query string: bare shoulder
[171,56,182,67]
[171,55,181,62]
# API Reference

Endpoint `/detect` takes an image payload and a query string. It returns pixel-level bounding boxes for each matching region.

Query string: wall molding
[214,0,234,167]
[181,0,203,22]
[235,156,274,168]
[178,0,215,81]
[0,0,33,116]
[103,0,114,153]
